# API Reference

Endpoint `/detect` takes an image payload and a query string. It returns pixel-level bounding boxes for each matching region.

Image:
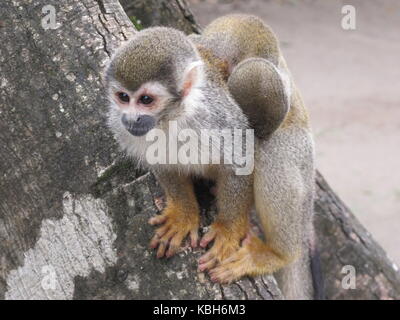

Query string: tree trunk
[0,0,399,300]
[314,172,400,299]
[119,0,201,34]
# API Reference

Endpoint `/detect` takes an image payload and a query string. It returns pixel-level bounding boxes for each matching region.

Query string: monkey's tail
[274,226,325,300]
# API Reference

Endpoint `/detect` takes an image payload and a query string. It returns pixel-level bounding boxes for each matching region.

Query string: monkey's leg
[149,171,200,258]
[198,171,252,272]
[209,128,314,286]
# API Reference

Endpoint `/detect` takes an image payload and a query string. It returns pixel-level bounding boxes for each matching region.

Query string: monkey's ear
[181,60,204,98]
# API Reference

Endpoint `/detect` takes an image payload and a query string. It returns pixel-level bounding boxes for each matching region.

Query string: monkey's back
[195,14,311,132]
[200,14,280,70]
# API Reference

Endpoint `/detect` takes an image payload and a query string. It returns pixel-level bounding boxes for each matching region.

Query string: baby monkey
[105,14,315,299]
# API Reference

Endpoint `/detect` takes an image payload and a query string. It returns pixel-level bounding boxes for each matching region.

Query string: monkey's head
[105,27,205,137]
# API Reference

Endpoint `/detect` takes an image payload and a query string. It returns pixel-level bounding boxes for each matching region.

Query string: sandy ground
[188,0,400,264]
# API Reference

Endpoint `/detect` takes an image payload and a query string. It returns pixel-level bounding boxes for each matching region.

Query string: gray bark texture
[0,0,399,300]
[119,0,201,34]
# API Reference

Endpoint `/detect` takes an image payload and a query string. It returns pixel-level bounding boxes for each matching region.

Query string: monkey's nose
[121,114,145,125]
[121,113,156,137]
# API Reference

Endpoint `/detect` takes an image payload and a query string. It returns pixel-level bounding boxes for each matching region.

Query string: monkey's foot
[198,222,245,272]
[208,234,286,283]
[148,204,199,258]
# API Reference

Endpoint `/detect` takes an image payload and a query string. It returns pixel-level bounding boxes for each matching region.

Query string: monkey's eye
[117,92,130,103]
[138,95,154,105]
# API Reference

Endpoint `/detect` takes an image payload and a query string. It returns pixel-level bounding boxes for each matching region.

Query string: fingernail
[150,240,158,248]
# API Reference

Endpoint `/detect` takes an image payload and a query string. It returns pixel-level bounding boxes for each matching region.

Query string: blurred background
[188,0,400,264]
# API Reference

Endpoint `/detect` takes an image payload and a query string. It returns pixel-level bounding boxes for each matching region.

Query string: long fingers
[166,232,186,258]
[200,228,217,248]
[198,257,217,272]
[156,228,177,258]
[148,214,167,225]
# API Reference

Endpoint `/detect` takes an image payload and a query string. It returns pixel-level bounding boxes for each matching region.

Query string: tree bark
[314,172,400,299]
[0,0,280,300]
[0,0,399,300]
[119,0,201,34]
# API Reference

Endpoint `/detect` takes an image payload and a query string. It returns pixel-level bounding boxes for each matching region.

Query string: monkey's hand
[149,200,199,258]
[208,233,290,283]
[198,220,247,272]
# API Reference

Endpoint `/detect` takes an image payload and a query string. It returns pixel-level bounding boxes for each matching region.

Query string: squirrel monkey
[105,15,315,299]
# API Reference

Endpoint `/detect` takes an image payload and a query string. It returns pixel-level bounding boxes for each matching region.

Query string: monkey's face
[108,80,178,137]
[106,59,204,138]
[105,27,205,138]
